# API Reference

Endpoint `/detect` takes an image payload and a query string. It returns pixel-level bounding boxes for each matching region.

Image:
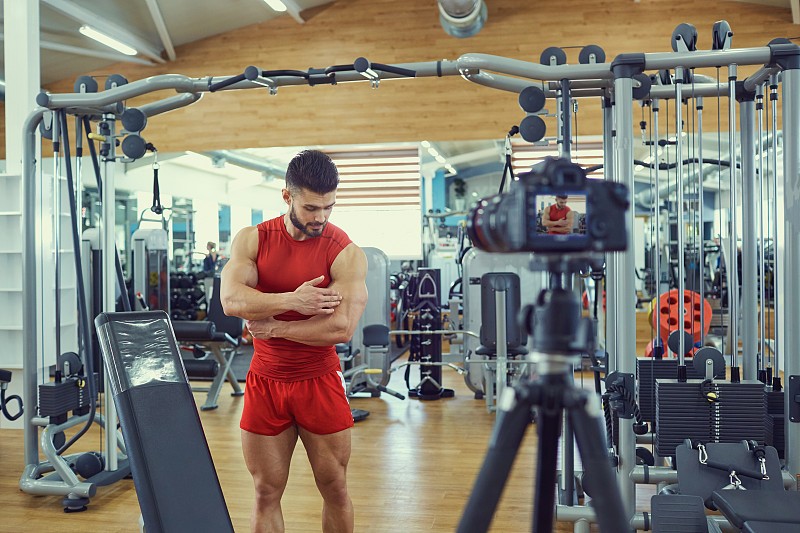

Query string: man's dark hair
[555,194,568,200]
[285,150,339,195]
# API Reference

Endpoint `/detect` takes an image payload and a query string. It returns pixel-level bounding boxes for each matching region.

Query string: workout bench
[95,311,234,533]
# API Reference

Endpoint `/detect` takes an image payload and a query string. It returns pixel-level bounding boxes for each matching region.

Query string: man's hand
[245,317,278,340]
[291,275,343,315]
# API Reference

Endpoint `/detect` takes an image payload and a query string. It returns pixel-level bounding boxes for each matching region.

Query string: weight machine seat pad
[172,320,216,340]
[182,359,219,378]
[650,494,707,533]
[711,490,800,529]
[743,521,800,533]
[362,324,390,347]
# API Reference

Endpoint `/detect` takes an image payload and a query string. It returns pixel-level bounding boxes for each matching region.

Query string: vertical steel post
[611,56,641,520]
[728,65,740,377]
[781,66,800,478]
[739,92,758,381]
[675,68,687,369]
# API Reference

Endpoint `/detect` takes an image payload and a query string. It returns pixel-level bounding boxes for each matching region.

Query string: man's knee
[315,473,350,507]
[253,476,287,507]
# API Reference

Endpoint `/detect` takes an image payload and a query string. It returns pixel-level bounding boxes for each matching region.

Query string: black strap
[151,165,163,215]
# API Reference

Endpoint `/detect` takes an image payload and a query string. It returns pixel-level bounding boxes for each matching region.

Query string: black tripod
[457,274,631,533]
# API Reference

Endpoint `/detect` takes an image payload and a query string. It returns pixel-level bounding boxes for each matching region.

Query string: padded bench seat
[711,489,800,530]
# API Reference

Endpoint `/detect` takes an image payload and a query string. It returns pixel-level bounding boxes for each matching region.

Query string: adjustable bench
[95,310,234,533]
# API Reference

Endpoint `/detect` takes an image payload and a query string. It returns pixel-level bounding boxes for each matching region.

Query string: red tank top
[548,204,571,235]
[250,216,352,381]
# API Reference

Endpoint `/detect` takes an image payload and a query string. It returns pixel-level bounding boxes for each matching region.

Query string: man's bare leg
[298,426,354,533]
[242,427,299,533]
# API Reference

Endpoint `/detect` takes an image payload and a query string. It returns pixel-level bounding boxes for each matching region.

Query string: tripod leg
[456,389,534,533]
[532,399,562,532]
[568,391,632,533]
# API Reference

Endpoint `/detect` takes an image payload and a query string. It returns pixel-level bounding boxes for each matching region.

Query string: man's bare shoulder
[332,243,367,279]
[230,225,259,260]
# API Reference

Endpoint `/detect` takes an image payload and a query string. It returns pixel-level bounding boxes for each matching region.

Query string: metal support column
[612,69,637,521]
[602,97,617,372]
[781,67,800,479]
[739,95,758,380]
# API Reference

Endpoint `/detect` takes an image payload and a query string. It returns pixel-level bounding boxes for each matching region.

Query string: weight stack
[637,358,726,423]
[655,379,766,458]
[38,377,90,418]
[766,390,785,458]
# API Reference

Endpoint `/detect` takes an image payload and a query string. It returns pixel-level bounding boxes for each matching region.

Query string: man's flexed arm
[220,226,343,320]
[246,244,368,346]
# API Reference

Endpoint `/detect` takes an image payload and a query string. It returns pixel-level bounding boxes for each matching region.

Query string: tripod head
[520,254,600,371]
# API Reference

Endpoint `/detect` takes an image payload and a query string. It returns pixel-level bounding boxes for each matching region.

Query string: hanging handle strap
[151,150,163,215]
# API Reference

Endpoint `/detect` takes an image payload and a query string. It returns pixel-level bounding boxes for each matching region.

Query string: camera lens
[466,194,518,253]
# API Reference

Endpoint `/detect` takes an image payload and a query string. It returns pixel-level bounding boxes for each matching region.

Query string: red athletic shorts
[240,369,354,436]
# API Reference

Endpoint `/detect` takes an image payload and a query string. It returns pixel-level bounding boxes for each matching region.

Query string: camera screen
[535,193,587,237]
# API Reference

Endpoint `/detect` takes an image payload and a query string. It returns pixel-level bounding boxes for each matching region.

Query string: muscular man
[221,150,367,533]
[541,194,574,235]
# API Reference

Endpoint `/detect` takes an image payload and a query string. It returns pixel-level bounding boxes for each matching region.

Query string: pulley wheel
[121,134,148,160]
[540,46,567,66]
[518,86,546,113]
[519,115,546,143]
[632,73,652,100]
[578,45,605,65]
[671,23,698,52]
[667,329,695,356]
[121,108,147,133]
[74,75,98,94]
[692,346,724,377]
[105,74,128,90]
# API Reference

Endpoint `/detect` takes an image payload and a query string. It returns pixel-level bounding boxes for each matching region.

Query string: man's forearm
[221,284,293,320]
[269,315,349,347]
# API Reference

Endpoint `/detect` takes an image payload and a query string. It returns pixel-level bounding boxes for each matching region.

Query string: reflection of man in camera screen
[542,195,574,235]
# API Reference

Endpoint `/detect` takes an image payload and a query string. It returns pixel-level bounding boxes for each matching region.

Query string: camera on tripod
[466,156,629,254]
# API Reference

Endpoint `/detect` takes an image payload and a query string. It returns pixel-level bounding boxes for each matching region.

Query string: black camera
[466,157,629,254]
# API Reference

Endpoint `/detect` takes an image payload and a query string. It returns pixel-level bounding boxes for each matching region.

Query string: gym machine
[131,228,170,314]
[17,26,800,530]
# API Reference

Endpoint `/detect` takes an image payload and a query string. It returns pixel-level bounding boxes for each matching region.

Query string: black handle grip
[377,385,405,400]
[209,73,246,92]
[372,62,417,78]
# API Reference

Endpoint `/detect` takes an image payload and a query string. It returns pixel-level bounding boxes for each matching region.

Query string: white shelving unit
[0,172,77,370]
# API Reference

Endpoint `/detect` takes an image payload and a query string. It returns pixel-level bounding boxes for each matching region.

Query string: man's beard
[289,205,326,238]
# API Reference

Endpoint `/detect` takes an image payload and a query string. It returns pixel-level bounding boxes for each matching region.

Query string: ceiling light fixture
[79,25,137,56]
[262,0,288,12]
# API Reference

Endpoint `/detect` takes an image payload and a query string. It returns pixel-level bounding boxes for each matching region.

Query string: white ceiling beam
[40,39,156,66]
[0,33,155,66]
[792,0,800,24]
[41,0,166,63]
[283,0,305,24]
[142,0,176,61]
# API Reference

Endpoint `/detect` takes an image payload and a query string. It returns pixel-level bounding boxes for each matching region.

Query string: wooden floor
[0,360,653,532]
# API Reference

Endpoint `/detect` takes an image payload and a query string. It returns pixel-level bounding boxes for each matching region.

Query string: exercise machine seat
[94,311,234,533]
[363,324,390,348]
[710,489,800,529]
[650,494,707,533]
[476,272,528,358]
[742,521,800,533]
